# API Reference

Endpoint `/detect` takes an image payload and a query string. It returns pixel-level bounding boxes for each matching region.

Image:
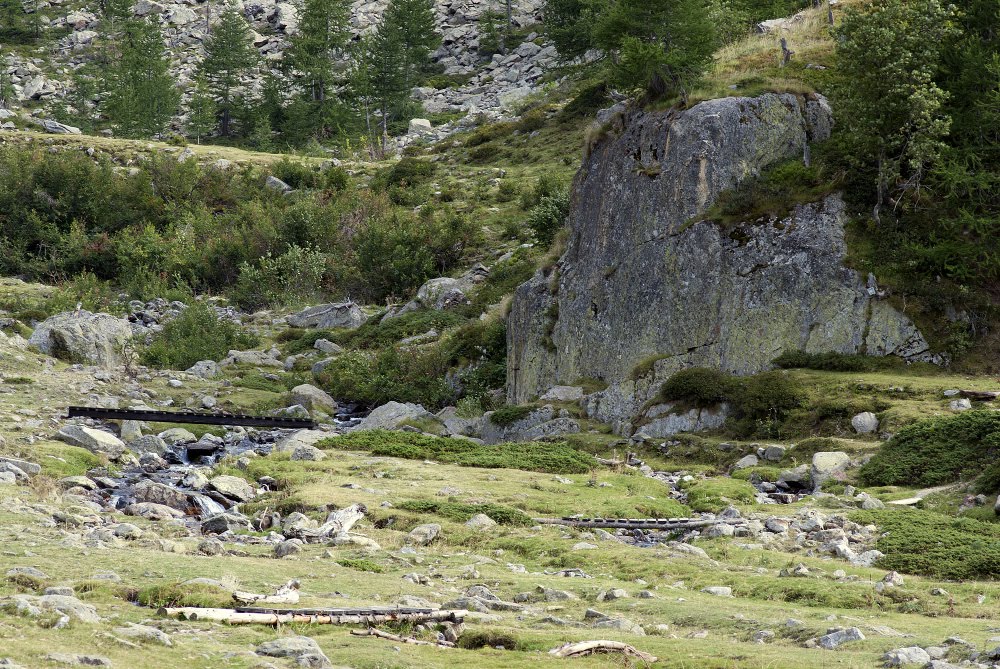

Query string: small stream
[83,405,367,533]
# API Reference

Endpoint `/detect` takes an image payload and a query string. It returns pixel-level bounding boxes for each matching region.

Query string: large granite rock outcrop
[29,310,133,369]
[507,94,938,433]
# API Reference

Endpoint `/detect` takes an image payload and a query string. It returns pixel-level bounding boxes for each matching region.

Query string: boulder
[811,452,851,490]
[275,429,330,453]
[29,310,132,368]
[8,594,100,622]
[209,475,256,502]
[124,502,185,521]
[507,94,940,432]
[480,405,580,444]
[289,384,338,414]
[0,457,40,476]
[265,175,292,192]
[287,302,366,329]
[355,401,433,431]
[158,428,196,445]
[129,435,168,456]
[186,360,220,378]
[408,118,433,135]
[256,636,331,668]
[132,480,190,512]
[407,523,440,546]
[465,513,497,530]
[56,425,127,459]
[39,119,81,134]
[201,512,252,534]
[733,454,758,470]
[816,627,865,650]
[415,277,470,311]
[851,412,879,434]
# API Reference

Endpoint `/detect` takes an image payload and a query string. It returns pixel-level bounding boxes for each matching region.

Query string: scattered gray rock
[407,523,440,546]
[851,412,879,434]
[256,636,331,668]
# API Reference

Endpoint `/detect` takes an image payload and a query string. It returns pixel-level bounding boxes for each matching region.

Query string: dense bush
[773,350,901,372]
[334,310,466,349]
[489,405,533,426]
[321,430,595,474]
[660,367,738,406]
[396,500,532,526]
[353,211,479,302]
[658,367,804,433]
[859,410,1000,487]
[141,302,259,370]
[316,348,454,409]
[370,157,437,190]
[527,189,570,246]
[851,508,1000,580]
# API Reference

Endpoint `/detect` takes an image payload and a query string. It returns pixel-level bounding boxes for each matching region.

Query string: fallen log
[959,390,1000,401]
[233,579,300,605]
[158,606,467,626]
[350,628,455,648]
[535,517,743,531]
[549,640,657,662]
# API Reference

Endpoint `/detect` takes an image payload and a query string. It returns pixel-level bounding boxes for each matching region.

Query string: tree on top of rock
[198,2,259,136]
[590,0,717,102]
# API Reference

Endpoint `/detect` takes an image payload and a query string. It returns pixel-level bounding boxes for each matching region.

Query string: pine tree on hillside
[0,0,29,42]
[382,0,441,90]
[286,0,349,138]
[350,27,408,157]
[186,75,217,143]
[104,19,179,137]
[199,2,258,136]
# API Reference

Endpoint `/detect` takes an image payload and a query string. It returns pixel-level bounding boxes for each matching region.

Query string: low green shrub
[397,500,532,526]
[706,158,840,226]
[489,405,533,426]
[457,630,522,650]
[660,367,738,406]
[858,410,1000,487]
[851,508,1000,579]
[679,477,758,512]
[370,158,436,190]
[773,350,901,372]
[141,302,259,370]
[337,558,384,573]
[320,430,594,474]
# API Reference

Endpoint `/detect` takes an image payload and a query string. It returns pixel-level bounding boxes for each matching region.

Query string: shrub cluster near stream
[319,430,594,474]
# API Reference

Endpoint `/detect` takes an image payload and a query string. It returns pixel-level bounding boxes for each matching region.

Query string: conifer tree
[104,19,179,137]
[186,75,217,143]
[288,0,348,104]
[199,2,258,136]
[382,0,440,90]
[350,26,408,156]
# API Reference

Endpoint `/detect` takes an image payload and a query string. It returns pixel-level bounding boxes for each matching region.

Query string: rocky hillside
[4,0,558,136]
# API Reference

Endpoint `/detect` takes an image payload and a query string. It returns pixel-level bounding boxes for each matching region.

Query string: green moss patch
[396,500,533,526]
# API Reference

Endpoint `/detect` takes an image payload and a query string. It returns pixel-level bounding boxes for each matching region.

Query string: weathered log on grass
[158,606,467,626]
[549,640,657,662]
[350,628,455,648]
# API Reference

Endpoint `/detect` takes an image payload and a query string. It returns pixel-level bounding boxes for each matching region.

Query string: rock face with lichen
[506,93,938,433]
